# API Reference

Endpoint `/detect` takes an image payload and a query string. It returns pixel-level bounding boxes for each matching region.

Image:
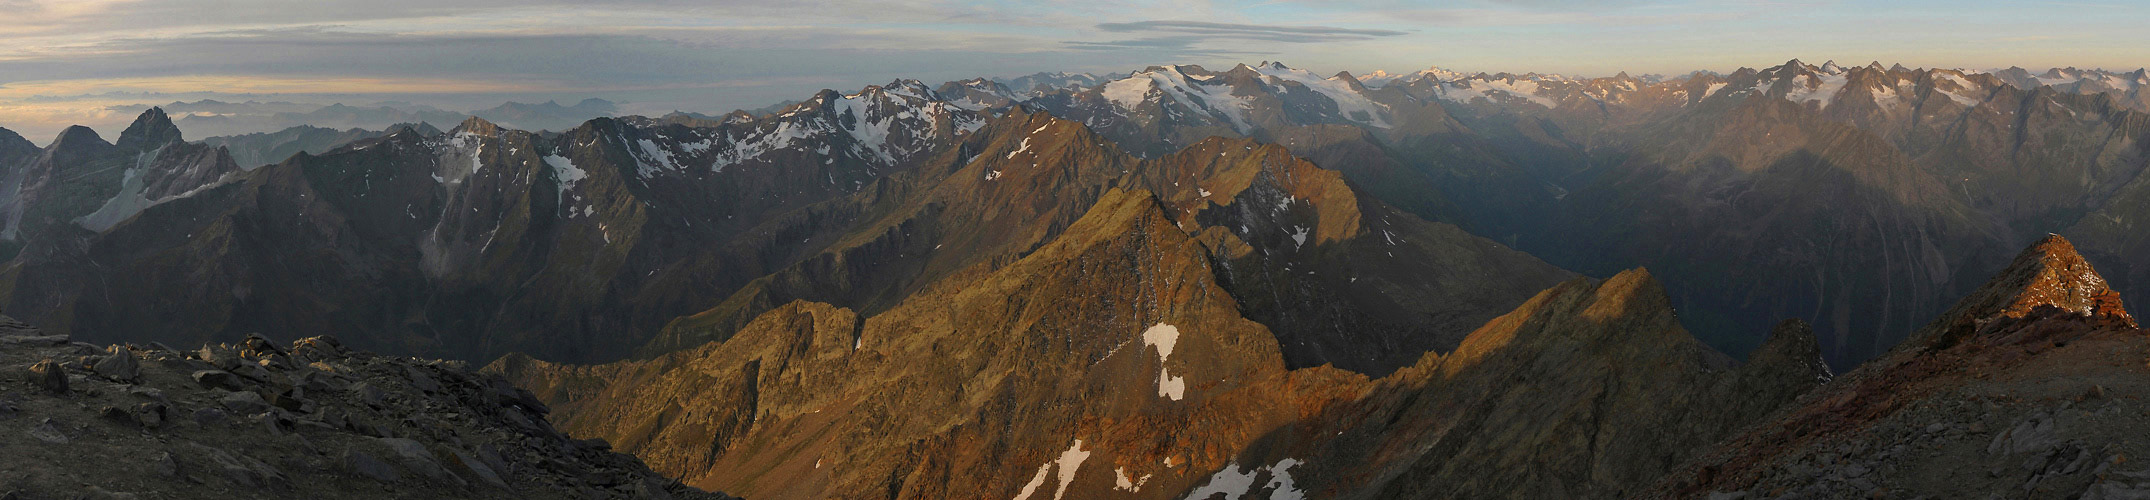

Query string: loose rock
[93,346,140,382]
[191,370,242,390]
[27,358,68,394]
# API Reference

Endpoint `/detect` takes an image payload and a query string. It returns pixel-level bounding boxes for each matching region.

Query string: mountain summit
[1917,235,2135,350]
[117,106,184,150]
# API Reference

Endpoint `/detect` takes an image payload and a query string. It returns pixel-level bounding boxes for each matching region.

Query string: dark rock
[267,390,308,413]
[290,336,346,361]
[27,417,68,443]
[220,391,269,415]
[74,486,138,500]
[93,346,140,382]
[100,405,134,425]
[403,366,441,393]
[152,451,178,477]
[231,364,273,384]
[191,370,241,390]
[198,345,241,370]
[447,448,508,488]
[188,443,283,489]
[239,333,286,359]
[134,403,168,428]
[127,386,167,403]
[352,382,386,406]
[192,407,230,427]
[345,450,401,483]
[297,370,349,393]
[27,358,68,394]
[511,387,548,414]
[0,315,40,336]
[377,437,459,484]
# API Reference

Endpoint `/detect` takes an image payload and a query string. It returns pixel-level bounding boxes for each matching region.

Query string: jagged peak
[117,106,183,150]
[1746,319,1832,381]
[452,116,502,137]
[0,126,31,153]
[1919,235,2135,346]
[1581,268,1675,323]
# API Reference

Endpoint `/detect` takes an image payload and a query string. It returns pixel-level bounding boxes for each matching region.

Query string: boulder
[239,333,287,359]
[191,370,242,390]
[290,336,347,361]
[93,346,141,382]
[26,358,67,394]
[134,403,169,428]
[198,344,241,370]
[128,386,167,403]
[403,366,441,393]
[345,450,401,483]
[220,391,270,415]
[192,408,230,427]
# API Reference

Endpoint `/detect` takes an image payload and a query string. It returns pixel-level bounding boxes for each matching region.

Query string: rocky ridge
[0,316,727,499]
[1653,235,2150,499]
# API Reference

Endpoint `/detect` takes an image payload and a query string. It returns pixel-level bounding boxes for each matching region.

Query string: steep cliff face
[0,108,242,258]
[1655,235,2150,499]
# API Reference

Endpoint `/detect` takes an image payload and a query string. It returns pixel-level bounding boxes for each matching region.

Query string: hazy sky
[1,0,2144,142]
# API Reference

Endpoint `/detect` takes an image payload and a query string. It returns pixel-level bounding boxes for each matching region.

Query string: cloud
[1073,19,1405,59]
[1095,20,1408,39]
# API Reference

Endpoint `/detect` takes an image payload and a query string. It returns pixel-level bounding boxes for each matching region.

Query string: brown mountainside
[491,187,1821,499]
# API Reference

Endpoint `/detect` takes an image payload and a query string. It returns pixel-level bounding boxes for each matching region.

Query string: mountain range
[2,58,2148,498]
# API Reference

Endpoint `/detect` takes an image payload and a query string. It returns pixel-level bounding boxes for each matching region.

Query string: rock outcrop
[0,317,728,499]
[1653,235,2150,499]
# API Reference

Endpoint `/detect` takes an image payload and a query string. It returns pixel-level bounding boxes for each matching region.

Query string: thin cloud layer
[0,0,2143,142]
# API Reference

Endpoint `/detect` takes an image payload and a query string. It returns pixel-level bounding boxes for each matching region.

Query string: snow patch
[1013,463,1051,500]
[1142,324,1186,400]
[1180,458,1306,500]
[1114,467,1151,492]
[542,154,586,208]
[1437,77,1558,108]
[1011,439,1091,500]
[1783,72,1850,109]
[1253,63,1393,128]
[1007,137,1032,159]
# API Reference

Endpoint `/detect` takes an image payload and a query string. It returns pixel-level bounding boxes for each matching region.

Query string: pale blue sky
[0,0,2142,140]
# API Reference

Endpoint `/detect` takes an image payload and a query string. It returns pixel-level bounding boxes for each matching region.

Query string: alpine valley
[4,57,2150,499]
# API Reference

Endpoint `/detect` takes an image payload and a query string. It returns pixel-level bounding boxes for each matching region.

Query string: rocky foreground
[1654,236,2150,499]
[0,319,729,499]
